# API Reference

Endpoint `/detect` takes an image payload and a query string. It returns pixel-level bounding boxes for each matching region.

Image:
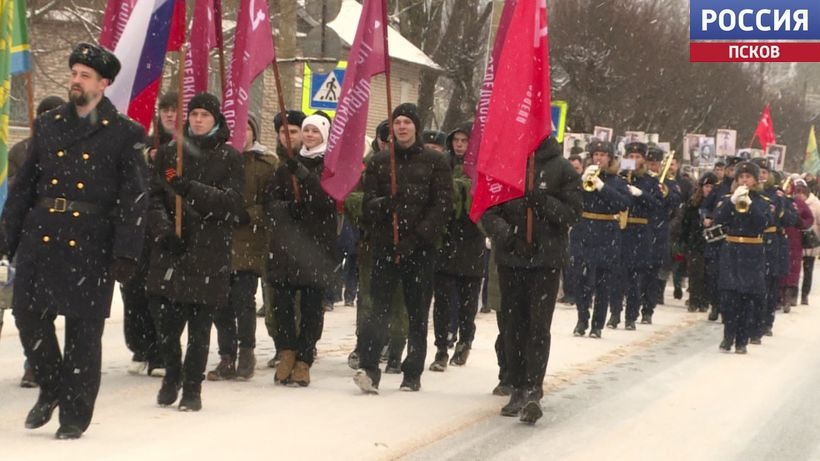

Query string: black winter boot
[500,389,526,417]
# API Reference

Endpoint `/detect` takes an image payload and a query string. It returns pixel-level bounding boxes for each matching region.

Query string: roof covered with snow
[327,0,442,71]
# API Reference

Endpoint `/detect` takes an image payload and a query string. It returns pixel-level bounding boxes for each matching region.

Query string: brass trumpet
[735,189,751,213]
[781,175,793,198]
[582,165,601,192]
[658,151,675,197]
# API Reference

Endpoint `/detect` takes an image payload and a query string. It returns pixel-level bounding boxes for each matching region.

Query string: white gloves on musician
[730,185,749,205]
[628,185,643,197]
[582,166,605,191]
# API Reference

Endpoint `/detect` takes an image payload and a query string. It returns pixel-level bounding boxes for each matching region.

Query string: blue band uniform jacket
[570,171,631,269]
[715,191,772,294]
[621,170,663,269]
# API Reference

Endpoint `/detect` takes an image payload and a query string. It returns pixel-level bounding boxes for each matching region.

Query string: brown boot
[291,361,310,387]
[275,350,296,384]
[206,355,236,381]
[236,347,256,380]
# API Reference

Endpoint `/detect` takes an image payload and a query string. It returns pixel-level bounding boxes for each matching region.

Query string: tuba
[582,165,601,192]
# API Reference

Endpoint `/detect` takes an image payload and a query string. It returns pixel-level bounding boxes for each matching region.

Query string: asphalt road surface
[405,302,820,461]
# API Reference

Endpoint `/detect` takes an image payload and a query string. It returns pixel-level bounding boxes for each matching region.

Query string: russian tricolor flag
[103,0,184,131]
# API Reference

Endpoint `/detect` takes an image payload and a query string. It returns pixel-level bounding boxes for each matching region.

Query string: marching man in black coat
[146,92,244,412]
[0,43,147,439]
[481,137,582,423]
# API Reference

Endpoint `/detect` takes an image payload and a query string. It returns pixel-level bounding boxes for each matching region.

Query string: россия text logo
[690,0,820,62]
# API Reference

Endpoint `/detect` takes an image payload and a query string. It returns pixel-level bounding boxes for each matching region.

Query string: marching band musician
[714,161,772,354]
[572,141,631,338]
[644,146,681,319]
[617,142,663,330]
[750,159,794,342]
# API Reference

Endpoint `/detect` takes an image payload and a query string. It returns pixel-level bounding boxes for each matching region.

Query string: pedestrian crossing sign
[301,61,348,117]
[551,100,568,143]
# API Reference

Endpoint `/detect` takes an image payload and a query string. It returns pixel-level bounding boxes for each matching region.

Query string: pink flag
[463,0,517,182]
[99,0,138,49]
[469,0,551,222]
[183,0,218,112]
[223,0,275,151]
[320,0,389,201]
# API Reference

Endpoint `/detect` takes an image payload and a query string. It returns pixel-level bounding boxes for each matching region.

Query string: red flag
[183,0,219,112]
[99,0,138,49]
[101,0,184,52]
[464,0,518,181]
[223,0,275,151]
[105,0,183,131]
[469,0,551,222]
[166,0,186,52]
[321,0,389,201]
[754,104,775,151]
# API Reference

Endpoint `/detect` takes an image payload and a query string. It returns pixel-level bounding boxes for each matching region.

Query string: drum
[703,225,726,243]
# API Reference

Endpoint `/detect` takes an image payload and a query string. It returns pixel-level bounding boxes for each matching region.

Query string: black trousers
[273,283,324,365]
[121,273,161,365]
[721,290,757,347]
[359,249,435,380]
[576,264,614,330]
[705,255,720,309]
[433,273,481,350]
[802,256,815,299]
[214,271,259,359]
[625,267,652,322]
[641,264,661,317]
[762,275,779,332]
[15,310,105,431]
[149,296,214,393]
[686,251,708,309]
[498,265,559,393]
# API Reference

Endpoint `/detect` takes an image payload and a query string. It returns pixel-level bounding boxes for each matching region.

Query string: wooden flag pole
[271,57,301,202]
[214,0,227,97]
[24,72,34,130]
[175,44,188,238]
[380,0,399,256]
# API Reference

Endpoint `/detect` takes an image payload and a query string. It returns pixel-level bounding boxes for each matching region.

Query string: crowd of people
[565,142,819,354]
[2,42,819,440]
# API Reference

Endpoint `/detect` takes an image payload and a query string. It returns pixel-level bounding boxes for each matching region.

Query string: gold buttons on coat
[82,153,90,160]
[56,150,65,158]
[68,240,77,247]
[42,235,50,243]
[76,182,85,190]
[72,211,81,218]
[101,119,109,126]
[50,178,58,185]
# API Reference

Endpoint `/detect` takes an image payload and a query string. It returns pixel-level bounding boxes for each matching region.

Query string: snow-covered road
[1,276,814,460]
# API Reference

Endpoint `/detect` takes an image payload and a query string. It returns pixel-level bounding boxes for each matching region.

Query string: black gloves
[288,200,306,220]
[160,234,186,256]
[165,168,192,196]
[234,208,252,225]
[111,258,138,283]
[285,157,310,181]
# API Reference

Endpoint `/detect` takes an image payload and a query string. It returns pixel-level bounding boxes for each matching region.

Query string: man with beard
[0,43,147,439]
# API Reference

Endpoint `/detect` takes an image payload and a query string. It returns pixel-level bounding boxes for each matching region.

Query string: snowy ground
[0,273,809,459]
